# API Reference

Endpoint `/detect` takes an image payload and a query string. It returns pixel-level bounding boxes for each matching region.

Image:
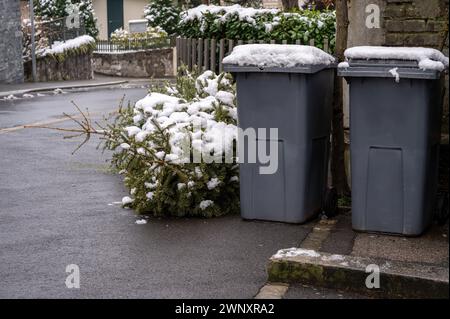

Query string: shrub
[177,5,336,51]
[144,0,181,36]
[105,70,240,217]
[22,17,50,61]
[39,35,96,62]
[110,27,169,50]
[34,0,99,38]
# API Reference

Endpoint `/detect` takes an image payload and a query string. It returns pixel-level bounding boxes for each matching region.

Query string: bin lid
[222,44,336,74]
[338,46,449,80]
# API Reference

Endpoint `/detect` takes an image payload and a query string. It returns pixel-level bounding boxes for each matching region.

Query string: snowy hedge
[144,0,181,36]
[39,35,96,61]
[177,5,336,51]
[110,27,169,50]
[106,70,240,217]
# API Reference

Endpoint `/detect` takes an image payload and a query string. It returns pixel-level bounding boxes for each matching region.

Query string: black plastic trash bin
[338,47,448,235]
[223,44,336,223]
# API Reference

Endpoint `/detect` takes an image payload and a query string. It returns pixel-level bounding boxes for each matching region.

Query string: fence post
[174,38,181,69]
[219,38,225,73]
[192,38,197,70]
[324,37,329,53]
[270,39,275,44]
[204,38,210,71]
[309,39,315,46]
[228,39,234,55]
[187,38,192,71]
[282,39,287,45]
[197,38,203,70]
[182,38,187,67]
[175,37,180,69]
[211,38,216,73]
[295,39,301,45]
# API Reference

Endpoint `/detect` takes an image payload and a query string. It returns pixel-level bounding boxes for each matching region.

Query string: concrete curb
[0,80,129,98]
[267,249,449,299]
[254,283,289,299]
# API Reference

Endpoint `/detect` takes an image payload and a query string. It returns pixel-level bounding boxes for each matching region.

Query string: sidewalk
[0,74,174,98]
[256,143,449,299]
[263,210,448,299]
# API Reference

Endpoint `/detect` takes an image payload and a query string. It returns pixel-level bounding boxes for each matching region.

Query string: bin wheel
[435,193,449,225]
[322,187,338,218]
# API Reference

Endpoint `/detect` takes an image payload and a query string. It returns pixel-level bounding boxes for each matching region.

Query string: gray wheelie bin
[338,49,447,235]
[223,44,336,223]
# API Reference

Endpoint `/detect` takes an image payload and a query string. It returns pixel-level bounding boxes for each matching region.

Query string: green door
[107,0,124,38]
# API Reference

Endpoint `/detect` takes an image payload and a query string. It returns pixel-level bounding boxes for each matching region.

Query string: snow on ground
[135,219,147,225]
[344,46,449,71]
[222,44,335,68]
[273,248,321,259]
[3,95,19,100]
[122,196,134,205]
[322,254,346,262]
[53,88,67,95]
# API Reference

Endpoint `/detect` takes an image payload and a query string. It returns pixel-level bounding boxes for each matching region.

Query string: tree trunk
[281,0,299,10]
[331,0,351,197]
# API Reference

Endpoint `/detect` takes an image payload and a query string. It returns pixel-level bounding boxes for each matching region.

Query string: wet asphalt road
[0,88,312,298]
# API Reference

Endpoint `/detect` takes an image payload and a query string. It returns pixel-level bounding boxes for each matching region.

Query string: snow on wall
[42,35,96,57]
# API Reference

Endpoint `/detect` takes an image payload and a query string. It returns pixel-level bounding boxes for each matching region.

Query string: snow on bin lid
[222,44,335,69]
[344,46,449,71]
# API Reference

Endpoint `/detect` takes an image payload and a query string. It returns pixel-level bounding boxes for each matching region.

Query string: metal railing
[38,16,86,44]
[95,37,175,52]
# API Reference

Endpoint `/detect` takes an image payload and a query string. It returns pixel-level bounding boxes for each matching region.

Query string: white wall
[93,0,108,39]
[93,0,148,39]
[124,0,148,32]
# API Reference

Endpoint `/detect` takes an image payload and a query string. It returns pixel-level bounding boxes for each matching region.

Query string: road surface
[0,88,314,298]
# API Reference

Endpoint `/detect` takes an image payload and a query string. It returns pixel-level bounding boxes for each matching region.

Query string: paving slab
[352,223,449,266]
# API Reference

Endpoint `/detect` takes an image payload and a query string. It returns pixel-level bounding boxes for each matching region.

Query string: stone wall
[384,0,449,133]
[347,0,449,132]
[0,0,24,83]
[93,48,174,78]
[23,53,94,82]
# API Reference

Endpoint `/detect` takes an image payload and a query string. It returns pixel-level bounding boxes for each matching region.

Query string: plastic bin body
[340,61,443,235]
[227,66,334,223]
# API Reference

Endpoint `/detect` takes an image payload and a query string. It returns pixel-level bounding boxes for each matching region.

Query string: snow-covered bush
[34,0,99,38]
[105,70,240,217]
[144,0,181,36]
[40,35,96,61]
[177,5,336,51]
[110,27,168,50]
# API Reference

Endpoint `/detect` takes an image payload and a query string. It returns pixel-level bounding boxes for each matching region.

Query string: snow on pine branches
[105,70,240,217]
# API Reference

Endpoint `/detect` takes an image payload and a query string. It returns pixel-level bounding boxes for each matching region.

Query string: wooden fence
[176,37,332,73]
